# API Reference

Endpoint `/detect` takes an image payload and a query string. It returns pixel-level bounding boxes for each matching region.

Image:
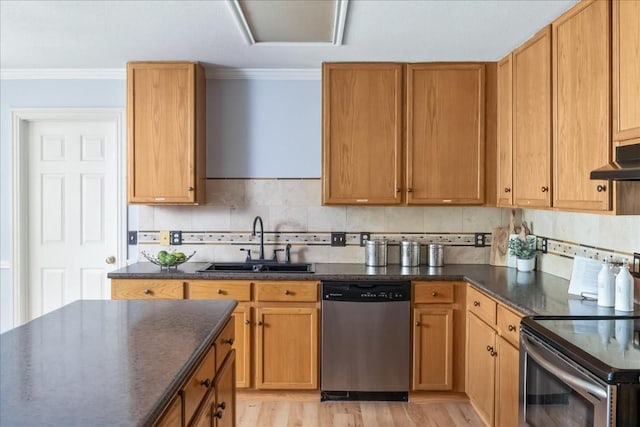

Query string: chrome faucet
[252,215,265,260]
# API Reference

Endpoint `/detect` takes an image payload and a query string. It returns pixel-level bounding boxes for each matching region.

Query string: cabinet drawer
[187,280,251,301]
[215,318,235,372]
[182,345,216,423]
[497,304,523,348]
[255,281,318,302]
[467,286,497,325]
[111,279,184,300]
[414,282,454,304]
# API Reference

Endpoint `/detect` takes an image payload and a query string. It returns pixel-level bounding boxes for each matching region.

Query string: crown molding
[1,68,125,80]
[207,68,321,80]
[1,67,321,80]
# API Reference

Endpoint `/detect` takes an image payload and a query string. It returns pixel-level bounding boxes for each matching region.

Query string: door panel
[27,120,118,319]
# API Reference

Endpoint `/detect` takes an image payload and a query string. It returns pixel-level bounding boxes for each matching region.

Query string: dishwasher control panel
[321,281,411,302]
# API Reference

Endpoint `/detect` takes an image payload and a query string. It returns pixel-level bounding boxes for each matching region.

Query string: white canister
[365,240,388,267]
[400,241,421,267]
[597,259,615,307]
[614,260,634,312]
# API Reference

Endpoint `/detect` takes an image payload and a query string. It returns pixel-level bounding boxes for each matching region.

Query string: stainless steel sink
[197,262,314,273]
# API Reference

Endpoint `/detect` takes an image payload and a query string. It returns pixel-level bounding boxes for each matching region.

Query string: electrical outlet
[128,231,138,245]
[159,230,170,245]
[360,232,370,247]
[541,238,548,253]
[170,230,182,245]
[474,233,486,247]
[331,232,346,247]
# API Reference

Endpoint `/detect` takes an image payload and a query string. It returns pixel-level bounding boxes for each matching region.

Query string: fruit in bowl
[142,250,195,269]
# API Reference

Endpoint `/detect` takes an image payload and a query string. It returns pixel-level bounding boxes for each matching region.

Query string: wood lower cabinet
[407,63,485,205]
[552,0,611,211]
[413,308,454,390]
[412,281,466,392]
[495,336,520,427]
[187,280,252,389]
[191,350,236,427]
[466,312,497,426]
[322,62,404,205]
[127,61,206,205]
[154,318,236,427]
[496,54,513,207]
[466,285,524,427]
[255,306,318,389]
[513,26,552,208]
[613,0,640,142]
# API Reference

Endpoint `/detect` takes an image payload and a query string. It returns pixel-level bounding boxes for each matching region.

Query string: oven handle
[521,335,607,400]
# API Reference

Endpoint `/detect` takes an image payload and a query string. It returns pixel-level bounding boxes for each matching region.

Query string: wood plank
[236,392,485,426]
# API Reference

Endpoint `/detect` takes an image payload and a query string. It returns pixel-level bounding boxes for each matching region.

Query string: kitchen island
[0,299,236,426]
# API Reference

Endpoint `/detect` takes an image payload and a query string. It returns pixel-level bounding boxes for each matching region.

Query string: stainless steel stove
[520,316,640,427]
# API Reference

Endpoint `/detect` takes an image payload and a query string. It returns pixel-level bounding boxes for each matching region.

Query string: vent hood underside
[590,143,640,181]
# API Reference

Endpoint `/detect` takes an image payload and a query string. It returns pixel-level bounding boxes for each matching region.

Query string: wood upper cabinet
[407,63,485,205]
[127,62,206,204]
[553,0,611,211]
[255,306,318,389]
[513,27,552,208]
[496,55,513,207]
[613,0,640,142]
[322,63,403,205]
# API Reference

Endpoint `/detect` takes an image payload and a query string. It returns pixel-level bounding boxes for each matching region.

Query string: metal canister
[428,244,444,267]
[400,241,421,267]
[365,240,388,266]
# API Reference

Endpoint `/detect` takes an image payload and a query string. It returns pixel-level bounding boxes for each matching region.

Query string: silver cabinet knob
[105,256,116,264]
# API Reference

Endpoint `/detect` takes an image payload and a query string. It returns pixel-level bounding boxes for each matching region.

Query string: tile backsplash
[134,179,505,265]
[132,178,639,282]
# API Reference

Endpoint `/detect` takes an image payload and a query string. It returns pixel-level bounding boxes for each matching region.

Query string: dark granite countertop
[108,262,640,317]
[0,299,236,427]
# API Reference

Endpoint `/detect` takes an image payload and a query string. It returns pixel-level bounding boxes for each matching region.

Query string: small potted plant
[508,235,537,272]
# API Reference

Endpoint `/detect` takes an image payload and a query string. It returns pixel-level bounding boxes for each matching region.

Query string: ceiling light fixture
[227,0,349,45]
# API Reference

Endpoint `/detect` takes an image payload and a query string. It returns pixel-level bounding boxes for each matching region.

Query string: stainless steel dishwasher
[321,280,411,401]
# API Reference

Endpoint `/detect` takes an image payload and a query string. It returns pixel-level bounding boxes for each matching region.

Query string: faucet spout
[252,215,265,260]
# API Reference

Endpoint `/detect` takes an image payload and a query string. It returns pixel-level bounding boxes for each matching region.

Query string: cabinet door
[322,63,403,205]
[613,0,640,142]
[232,303,251,388]
[213,350,236,427]
[553,0,611,211]
[255,306,318,389]
[496,336,520,427]
[513,27,552,208]
[127,62,205,204]
[412,308,454,390]
[466,312,496,427]
[407,63,485,205]
[497,54,513,206]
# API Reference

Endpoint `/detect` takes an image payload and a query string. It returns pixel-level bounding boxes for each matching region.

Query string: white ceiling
[0,0,579,72]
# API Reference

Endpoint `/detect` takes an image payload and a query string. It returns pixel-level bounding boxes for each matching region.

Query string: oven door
[519,331,613,427]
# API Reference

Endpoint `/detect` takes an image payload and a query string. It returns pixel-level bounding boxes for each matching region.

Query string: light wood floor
[236,391,485,427]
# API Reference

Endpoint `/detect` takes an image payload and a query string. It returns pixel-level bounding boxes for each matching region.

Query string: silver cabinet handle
[105,256,116,264]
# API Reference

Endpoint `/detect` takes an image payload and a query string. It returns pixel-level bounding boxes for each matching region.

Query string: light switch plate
[331,232,346,247]
[159,230,170,245]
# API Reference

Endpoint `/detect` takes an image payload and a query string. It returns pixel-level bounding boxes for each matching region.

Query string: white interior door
[26,119,119,319]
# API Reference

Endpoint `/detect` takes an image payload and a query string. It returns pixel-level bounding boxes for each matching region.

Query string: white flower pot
[516,257,536,272]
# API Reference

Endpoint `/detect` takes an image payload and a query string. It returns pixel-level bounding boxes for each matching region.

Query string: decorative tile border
[536,236,635,264]
[136,231,491,247]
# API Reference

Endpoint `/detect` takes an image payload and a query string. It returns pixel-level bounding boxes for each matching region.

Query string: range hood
[590,143,640,181]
